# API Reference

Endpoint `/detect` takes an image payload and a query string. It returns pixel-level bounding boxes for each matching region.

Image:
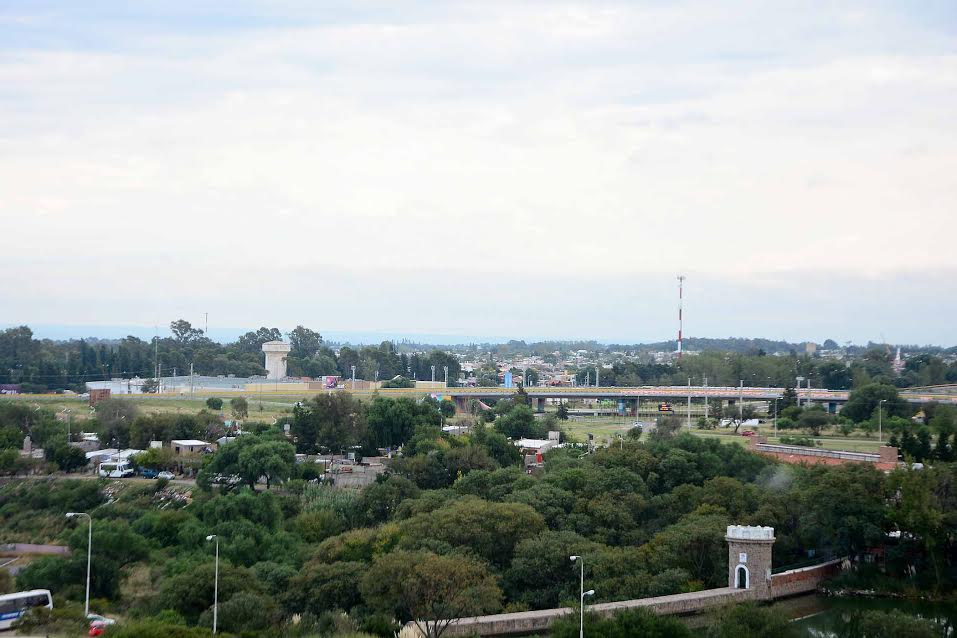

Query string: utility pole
[205,312,209,336]
[704,376,709,422]
[677,275,686,360]
[879,399,886,444]
[595,367,599,388]
[444,366,449,386]
[738,379,743,422]
[687,377,692,431]
[189,363,194,399]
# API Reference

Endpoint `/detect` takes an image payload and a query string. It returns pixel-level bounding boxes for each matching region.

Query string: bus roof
[0,589,51,601]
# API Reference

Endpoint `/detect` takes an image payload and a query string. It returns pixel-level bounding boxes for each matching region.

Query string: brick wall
[770,559,843,598]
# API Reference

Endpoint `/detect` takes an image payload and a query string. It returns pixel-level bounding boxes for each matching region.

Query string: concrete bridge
[414,525,843,637]
[433,385,956,414]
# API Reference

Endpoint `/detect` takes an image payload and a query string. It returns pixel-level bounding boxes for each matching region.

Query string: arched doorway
[735,565,749,589]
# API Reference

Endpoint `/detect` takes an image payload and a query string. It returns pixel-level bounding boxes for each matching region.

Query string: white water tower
[262,341,291,380]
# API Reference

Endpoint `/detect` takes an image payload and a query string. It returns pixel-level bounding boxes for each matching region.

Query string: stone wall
[440,587,755,637]
[770,558,844,599]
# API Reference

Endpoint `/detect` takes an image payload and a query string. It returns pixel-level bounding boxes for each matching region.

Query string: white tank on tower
[262,341,292,380]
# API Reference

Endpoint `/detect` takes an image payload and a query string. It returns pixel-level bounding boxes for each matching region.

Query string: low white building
[170,439,211,455]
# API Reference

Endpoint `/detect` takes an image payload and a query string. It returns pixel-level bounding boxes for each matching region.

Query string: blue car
[139,468,158,479]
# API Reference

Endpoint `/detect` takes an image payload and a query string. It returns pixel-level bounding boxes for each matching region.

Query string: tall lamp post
[687,377,692,431]
[569,555,594,638]
[878,399,886,445]
[206,534,219,634]
[66,512,92,617]
[773,398,779,437]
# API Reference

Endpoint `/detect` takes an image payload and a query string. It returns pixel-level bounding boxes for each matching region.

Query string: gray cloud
[1,1,955,343]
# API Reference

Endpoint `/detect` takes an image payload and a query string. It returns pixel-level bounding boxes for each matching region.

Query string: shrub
[206,397,224,410]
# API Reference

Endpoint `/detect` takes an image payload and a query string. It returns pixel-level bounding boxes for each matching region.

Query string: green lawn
[557,414,885,452]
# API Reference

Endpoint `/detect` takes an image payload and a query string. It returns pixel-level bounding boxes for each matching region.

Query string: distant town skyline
[3,2,955,344]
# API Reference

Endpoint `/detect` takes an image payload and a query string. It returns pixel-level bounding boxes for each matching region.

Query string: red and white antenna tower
[677,275,686,360]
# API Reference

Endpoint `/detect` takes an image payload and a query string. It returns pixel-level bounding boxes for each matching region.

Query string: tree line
[0,323,462,392]
[5,389,956,637]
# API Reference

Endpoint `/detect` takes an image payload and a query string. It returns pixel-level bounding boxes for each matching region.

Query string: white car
[157,471,175,480]
[87,613,116,625]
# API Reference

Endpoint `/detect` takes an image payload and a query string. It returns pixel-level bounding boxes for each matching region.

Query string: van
[98,461,134,478]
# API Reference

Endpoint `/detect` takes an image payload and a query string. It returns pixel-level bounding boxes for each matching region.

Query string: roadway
[370,385,956,405]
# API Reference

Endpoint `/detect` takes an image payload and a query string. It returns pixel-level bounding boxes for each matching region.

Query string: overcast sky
[2,2,955,345]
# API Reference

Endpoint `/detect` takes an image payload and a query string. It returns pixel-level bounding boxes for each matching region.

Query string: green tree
[205,397,223,410]
[705,603,795,638]
[885,465,948,589]
[237,440,295,488]
[850,609,939,638]
[44,444,87,472]
[556,403,570,421]
[494,405,543,439]
[399,499,545,568]
[797,407,831,436]
[199,590,278,632]
[169,319,204,344]
[284,560,364,617]
[551,608,692,638]
[236,327,283,354]
[360,550,502,638]
[292,392,367,453]
[504,530,596,608]
[797,464,886,558]
[230,396,249,419]
[198,435,295,489]
[365,396,439,450]
[288,325,323,359]
[360,475,420,524]
[842,383,909,423]
[157,560,262,623]
[93,398,139,447]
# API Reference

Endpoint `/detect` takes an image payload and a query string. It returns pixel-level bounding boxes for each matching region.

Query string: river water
[772,594,956,636]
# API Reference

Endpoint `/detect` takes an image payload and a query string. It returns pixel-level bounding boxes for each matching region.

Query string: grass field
[556,414,884,452]
[0,394,300,424]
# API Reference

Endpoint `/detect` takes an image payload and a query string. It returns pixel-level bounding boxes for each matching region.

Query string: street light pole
[569,555,591,638]
[66,512,92,617]
[206,535,219,634]
[773,398,779,437]
[444,366,449,386]
[739,379,744,422]
[687,377,692,431]
[351,365,356,390]
[879,399,886,445]
[431,365,436,383]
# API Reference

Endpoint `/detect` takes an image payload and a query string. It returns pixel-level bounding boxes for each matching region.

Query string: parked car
[741,430,757,437]
[139,468,158,479]
[88,613,115,636]
[87,614,115,625]
[157,471,175,480]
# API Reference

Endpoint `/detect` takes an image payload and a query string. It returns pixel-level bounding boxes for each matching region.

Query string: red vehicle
[741,430,757,437]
